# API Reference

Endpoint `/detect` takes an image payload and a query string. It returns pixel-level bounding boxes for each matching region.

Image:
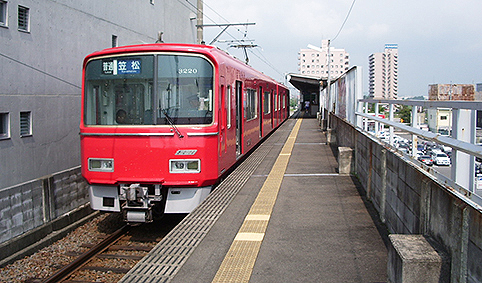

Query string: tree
[397,105,412,123]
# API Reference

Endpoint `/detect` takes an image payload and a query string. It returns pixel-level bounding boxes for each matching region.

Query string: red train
[80,43,289,223]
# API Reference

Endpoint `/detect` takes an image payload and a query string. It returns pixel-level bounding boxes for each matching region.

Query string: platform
[120,117,388,283]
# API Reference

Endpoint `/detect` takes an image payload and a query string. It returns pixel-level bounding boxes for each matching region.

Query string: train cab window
[84,55,154,126]
[157,54,214,125]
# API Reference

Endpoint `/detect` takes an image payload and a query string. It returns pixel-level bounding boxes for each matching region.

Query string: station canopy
[287,73,326,94]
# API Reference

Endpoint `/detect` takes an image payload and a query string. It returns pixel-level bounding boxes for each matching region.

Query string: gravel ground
[0,213,124,283]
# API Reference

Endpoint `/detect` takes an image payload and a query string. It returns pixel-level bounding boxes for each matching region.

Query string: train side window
[245,88,257,121]
[274,92,278,111]
[263,91,270,114]
[227,85,231,129]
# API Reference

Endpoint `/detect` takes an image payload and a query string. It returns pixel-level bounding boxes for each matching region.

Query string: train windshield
[157,55,214,125]
[84,54,214,126]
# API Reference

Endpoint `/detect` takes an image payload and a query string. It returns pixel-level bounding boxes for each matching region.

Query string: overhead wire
[178,0,248,43]
[203,1,248,36]
[0,52,81,89]
[179,0,284,80]
[332,0,357,42]
[249,48,285,78]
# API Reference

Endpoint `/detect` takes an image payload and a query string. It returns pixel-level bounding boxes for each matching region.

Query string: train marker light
[88,158,114,172]
[169,159,200,173]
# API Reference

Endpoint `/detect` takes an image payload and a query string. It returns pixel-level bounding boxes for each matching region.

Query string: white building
[369,44,398,99]
[427,108,452,136]
[0,0,196,189]
[298,40,350,80]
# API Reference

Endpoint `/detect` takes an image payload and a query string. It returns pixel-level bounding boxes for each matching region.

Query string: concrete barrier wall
[331,115,482,283]
[0,166,89,245]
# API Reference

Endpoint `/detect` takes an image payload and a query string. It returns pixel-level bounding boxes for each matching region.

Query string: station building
[294,40,350,117]
[0,0,196,189]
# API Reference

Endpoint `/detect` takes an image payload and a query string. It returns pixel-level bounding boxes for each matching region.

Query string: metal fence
[356,99,482,208]
[320,66,482,208]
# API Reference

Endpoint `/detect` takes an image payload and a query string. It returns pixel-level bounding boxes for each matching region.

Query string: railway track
[42,225,131,283]
[13,214,186,283]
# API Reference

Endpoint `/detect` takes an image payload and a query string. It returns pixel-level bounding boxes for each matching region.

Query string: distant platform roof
[287,73,326,93]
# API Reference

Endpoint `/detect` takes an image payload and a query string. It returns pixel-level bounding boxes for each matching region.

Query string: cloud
[366,23,390,39]
[203,0,482,97]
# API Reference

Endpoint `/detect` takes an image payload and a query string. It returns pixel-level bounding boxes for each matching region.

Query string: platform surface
[121,117,388,283]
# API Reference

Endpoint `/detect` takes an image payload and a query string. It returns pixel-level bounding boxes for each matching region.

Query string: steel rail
[42,225,130,283]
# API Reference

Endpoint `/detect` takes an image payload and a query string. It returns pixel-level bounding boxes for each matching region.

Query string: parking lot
[373,130,482,182]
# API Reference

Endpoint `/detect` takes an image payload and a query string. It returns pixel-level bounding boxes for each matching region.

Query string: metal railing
[354,98,482,208]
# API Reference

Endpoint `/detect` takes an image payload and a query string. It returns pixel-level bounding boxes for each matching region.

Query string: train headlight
[88,158,114,172]
[174,161,185,170]
[170,159,200,173]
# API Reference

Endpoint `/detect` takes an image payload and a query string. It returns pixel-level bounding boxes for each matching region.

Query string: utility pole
[307,40,331,128]
[197,0,203,44]
[326,39,331,128]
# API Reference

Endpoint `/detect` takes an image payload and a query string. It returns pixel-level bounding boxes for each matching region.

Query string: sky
[201,0,482,98]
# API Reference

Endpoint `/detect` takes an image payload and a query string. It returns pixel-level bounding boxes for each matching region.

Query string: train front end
[80,45,218,223]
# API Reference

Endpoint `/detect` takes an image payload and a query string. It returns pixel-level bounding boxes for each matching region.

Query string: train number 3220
[178,68,198,74]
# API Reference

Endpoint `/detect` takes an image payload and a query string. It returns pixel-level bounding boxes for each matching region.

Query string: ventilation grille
[20,111,31,136]
[18,5,29,31]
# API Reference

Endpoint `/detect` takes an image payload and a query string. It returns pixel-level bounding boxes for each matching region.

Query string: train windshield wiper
[161,109,183,138]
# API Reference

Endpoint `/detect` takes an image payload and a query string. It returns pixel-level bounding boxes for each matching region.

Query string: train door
[235,81,243,157]
[277,90,280,125]
[270,90,274,129]
[274,90,278,127]
[259,86,263,138]
[277,90,281,123]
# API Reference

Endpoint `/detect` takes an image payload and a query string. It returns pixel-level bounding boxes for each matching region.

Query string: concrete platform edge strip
[118,119,299,283]
[212,119,302,283]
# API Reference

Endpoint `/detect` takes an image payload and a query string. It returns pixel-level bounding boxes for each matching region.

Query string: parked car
[415,151,424,159]
[431,152,451,166]
[442,145,452,154]
[426,148,443,157]
[476,162,482,175]
[417,144,425,152]
[418,155,434,166]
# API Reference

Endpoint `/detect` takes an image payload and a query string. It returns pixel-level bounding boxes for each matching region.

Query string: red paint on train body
[80,43,289,222]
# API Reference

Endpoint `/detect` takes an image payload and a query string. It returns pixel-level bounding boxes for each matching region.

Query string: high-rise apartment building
[369,44,398,99]
[298,40,350,80]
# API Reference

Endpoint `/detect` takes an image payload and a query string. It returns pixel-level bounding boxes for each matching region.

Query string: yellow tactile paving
[212,119,302,283]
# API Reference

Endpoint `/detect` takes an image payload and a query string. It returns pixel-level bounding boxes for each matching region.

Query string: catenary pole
[326,39,331,128]
[197,0,203,44]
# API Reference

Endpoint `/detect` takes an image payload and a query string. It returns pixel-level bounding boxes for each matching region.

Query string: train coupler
[125,209,153,223]
[120,184,162,223]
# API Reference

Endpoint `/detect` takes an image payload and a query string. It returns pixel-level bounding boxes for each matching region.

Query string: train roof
[84,43,285,87]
